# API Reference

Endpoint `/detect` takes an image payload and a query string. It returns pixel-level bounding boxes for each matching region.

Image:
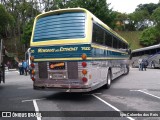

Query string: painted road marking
[22,99,45,120]
[130,89,160,100]
[22,98,46,102]
[33,100,41,120]
[92,94,135,120]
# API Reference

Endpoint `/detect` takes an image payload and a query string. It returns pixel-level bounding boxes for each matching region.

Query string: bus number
[81,47,90,51]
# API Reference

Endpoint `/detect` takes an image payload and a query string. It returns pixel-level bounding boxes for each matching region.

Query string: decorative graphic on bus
[49,62,65,70]
[31,44,92,59]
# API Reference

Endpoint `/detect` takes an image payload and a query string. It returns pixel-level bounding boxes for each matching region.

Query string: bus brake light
[82,62,87,67]
[30,63,35,68]
[82,77,87,83]
[31,77,35,81]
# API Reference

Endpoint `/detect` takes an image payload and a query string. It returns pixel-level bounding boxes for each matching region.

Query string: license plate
[52,74,64,79]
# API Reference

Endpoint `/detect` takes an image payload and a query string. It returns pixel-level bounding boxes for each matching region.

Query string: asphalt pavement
[0,68,160,120]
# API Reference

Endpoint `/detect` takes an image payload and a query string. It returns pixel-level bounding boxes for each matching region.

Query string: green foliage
[59,0,115,27]
[117,31,142,49]
[151,7,160,28]
[0,4,14,37]
[130,10,150,24]
[139,27,159,46]
[113,12,136,31]
[139,7,160,47]
[135,3,159,15]
[1,0,160,55]
[21,20,33,45]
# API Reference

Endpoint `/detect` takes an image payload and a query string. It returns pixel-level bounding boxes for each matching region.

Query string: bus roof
[31,8,128,46]
[132,44,160,53]
[35,8,128,44]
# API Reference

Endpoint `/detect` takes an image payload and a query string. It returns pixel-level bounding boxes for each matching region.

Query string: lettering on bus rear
[81,47,91,51]
[60,47,78,52]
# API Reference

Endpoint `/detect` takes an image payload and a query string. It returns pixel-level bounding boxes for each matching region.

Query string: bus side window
[92,24,104,45]
[105,32,112,47]
[112,37,118,49]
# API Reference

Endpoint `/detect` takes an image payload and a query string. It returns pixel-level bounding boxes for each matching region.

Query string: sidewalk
[5,69,18,72]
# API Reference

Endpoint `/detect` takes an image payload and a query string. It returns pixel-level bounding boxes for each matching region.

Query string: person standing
[18,60,23,75]
[138,59,142,71]
[22,60,28,76]
[142,59,148,71]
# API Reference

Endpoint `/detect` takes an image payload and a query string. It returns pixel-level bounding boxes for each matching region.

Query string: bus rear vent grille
[38,62,48,78]
[67,62,78,79]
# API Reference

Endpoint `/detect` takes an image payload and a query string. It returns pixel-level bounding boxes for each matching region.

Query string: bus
[29,8,131,92]
[131,44,160,68]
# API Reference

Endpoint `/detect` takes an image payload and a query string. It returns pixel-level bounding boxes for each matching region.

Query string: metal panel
[38,62,48,78]
[67,62,78,79]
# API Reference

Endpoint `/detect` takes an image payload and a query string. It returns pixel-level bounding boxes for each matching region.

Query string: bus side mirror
[127,49,131,55]
[127,49,132,60]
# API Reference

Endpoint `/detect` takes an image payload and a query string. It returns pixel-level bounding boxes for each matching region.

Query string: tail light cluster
[30,56,35,81]
[81,53,88,83]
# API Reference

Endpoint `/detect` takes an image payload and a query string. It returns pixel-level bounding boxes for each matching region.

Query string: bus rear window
[33,12,86,42]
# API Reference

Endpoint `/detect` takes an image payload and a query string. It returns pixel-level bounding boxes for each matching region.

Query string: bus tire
[105,70,112,89]
[124,65,129,75]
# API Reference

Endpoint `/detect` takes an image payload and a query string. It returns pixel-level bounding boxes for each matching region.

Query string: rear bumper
[33,80,106,92]
[33,86,92,92]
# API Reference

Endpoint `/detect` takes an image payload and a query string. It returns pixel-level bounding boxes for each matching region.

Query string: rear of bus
[30,8,93,92]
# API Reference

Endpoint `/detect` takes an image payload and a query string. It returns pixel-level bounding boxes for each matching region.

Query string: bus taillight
[30,63,35,68]
[31,77,35,81]
[30,56,34,61]
[82,62,87,67]
[31,70,35,75]
[82,69,87,75]
[82,77,87,83]
[81,53,87,60]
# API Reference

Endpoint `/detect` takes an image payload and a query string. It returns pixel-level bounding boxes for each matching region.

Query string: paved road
[0,68,160,120]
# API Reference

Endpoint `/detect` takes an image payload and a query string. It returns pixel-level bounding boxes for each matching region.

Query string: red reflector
[30,63,35,68]
[82,77,87,82]
[82,62,87,67]
[31,77,35,81]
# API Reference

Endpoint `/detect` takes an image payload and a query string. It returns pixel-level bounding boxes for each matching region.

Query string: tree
[113,12,135,31]
[21,20,33,48]
[0,4,14,38]
[151,7,160,28]
[139,27,158,46]
[129,3,159,31]
[130,9,150,30]
[48,0,115,27]
[135,3,158,15]
[139,7,160,47]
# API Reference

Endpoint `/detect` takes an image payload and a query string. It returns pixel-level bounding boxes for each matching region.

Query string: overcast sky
[107,0,159,13]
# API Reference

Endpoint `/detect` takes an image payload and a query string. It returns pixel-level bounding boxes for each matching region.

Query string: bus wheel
[105,70,112,89]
